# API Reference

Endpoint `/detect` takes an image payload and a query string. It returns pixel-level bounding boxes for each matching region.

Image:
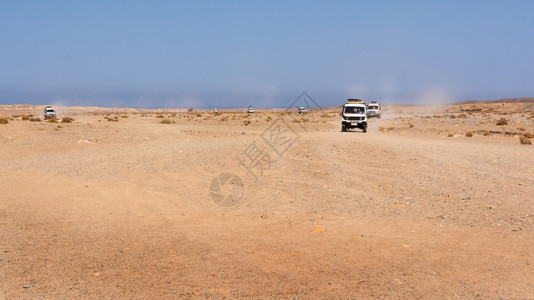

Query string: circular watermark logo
[209,173,244,207]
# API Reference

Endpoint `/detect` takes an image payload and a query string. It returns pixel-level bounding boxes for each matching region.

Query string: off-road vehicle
[341,99,367,132]
[298,106,307,114]
[44,106,56,118]
[366,101,381,118]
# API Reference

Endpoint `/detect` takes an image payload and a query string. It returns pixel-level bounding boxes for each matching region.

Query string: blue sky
[1,1,533,108]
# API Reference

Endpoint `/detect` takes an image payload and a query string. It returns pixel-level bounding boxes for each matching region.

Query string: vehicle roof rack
[346,98,365,104]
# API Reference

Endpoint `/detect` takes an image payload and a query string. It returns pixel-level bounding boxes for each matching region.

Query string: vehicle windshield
[344,106,365,114]
[368,106,378,110]
[45,108,54,112]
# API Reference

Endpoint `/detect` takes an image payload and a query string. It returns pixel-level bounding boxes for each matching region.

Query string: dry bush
[387,127,395,131]
[30,117,41,122]
[496,118,508,125]
[220,116,228,121]
[448,133,454,137]
[520,136,532,145]
[61,117,75,123]
[518,127,526,131]
[266,116,272,122]
[483,131,491,136]
[160,119,172,124]
[156,115,164,118]
[196,113,202,117]
[407,123,414,128]
[243,120,251,126]
[0,117,8,124]
[107,118,118,122]
[21,115,30,121]
[523,132,533,139]
[466,132,473,137]
[378,126,385,132]
[171,113,177,117]
[121,115,128,118]
[47,116,59,123]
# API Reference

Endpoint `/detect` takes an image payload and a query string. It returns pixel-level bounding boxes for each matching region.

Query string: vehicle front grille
[347,116,364,120]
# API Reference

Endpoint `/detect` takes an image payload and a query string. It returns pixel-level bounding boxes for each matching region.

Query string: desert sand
[1,101,533,298]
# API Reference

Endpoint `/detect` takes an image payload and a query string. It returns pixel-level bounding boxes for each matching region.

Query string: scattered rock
[76,140,91,144]
[22,284,33,289]
[144,137,149,141]
[312,226,326,233]
[4,136,12,139]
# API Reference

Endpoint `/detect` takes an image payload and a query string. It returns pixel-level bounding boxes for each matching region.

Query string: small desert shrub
[266,116,272,122]
[378,126,385,132]
[107,118,118,122]
[387,127,395,131]
[483,131,491,136]
[171,113,177,117]
[496,118,508,126]
[466,131,473,137]
[156,115,164,118]
[407,123,414,128]
[160,118,172,124]
[121,115,128,118]
[518,127,526,131]
[47,116,59,123]
[0,117,8,124]
[21,115,30,121]
[220,116,228,121]
[448,133,454,137]
[61,117,74,123]
[196,113,202,117]
[523,132,533,139]
[30,117,41,122]
[519,136,532,145]
[243,120,251,126]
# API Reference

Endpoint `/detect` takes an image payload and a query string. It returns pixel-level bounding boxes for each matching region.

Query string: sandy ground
[1,102,534,298]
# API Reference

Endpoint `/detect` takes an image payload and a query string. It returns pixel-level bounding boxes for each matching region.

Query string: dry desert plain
[1,100,534,298]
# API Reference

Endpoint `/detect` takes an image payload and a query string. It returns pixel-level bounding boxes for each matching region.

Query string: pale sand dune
[1,103,533,298]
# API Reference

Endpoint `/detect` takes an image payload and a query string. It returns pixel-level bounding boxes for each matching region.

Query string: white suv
[44,106,56,118]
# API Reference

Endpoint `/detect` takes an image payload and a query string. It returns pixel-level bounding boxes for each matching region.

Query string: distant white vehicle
[247,106,254,113]
[213,107,219,114]
[298,106,307,114]
[44,106,56,118]
[366,101,381,118]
